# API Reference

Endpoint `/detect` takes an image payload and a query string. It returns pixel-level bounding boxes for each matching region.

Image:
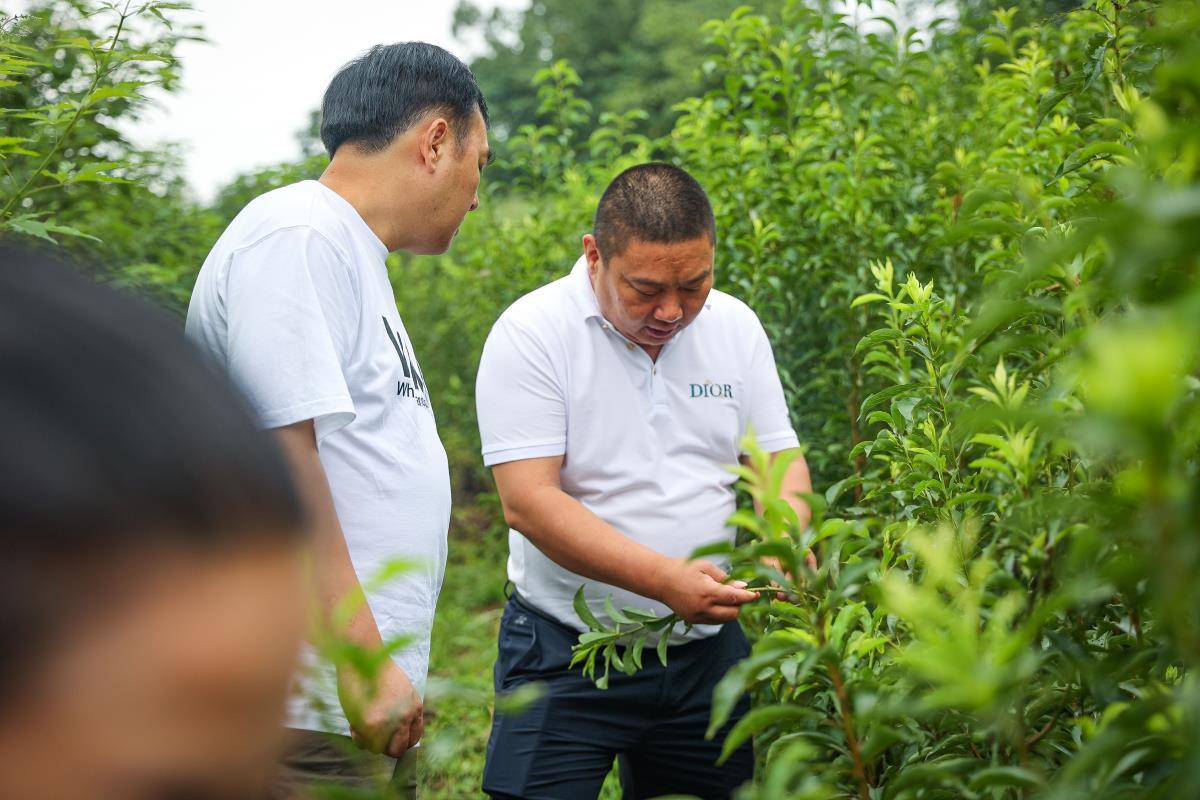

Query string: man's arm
[492,455,758,625]
[274,420,422,757]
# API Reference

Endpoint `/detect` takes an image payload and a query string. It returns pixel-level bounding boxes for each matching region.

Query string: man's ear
[582,234,602,272]
[418,117,451,172]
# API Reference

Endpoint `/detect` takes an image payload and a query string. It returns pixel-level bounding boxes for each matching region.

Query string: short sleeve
[744,315,800,454]
[476,315,567,466]
[224,228,356,441]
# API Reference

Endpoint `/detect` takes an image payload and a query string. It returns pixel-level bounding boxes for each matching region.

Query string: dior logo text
[690,383,733,399]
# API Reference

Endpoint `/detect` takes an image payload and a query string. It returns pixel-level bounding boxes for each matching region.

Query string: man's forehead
[614,238,713,272]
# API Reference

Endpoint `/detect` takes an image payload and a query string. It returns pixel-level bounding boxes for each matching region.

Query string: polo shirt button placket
[650,360,668,407]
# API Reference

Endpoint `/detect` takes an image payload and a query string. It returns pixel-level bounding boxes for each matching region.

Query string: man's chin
[412,238,453,256]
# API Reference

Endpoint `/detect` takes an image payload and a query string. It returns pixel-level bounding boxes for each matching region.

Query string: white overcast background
[126,0,524,201]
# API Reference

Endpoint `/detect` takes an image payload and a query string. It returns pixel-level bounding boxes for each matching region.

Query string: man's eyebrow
[683,267,712,285]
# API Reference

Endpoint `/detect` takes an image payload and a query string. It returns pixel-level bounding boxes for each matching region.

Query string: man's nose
[655,298,683,323]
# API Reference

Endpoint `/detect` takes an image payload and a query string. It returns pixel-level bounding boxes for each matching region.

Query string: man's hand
[338,661,423,758]
[653,558,759,624]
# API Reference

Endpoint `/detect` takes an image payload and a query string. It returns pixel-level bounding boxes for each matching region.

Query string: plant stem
[827,658,872,800]
[1,2,131,219]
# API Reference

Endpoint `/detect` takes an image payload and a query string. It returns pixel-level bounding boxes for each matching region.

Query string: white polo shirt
[476,256,799,642]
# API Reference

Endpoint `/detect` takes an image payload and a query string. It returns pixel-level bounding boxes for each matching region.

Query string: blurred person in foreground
[0,246,308,800]
[186,42,491,798]
[475,163,813,799]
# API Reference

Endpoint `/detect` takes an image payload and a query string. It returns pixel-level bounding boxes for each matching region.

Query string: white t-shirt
[185,180,450,734]
[476,256,799,642]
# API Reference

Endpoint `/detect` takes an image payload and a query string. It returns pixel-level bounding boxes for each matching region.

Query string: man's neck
[319,165,418,253]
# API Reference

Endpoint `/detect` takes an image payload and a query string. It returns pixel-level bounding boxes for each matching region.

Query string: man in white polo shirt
[475,163,813,799]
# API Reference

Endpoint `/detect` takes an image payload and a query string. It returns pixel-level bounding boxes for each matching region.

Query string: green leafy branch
[568,587,683,690]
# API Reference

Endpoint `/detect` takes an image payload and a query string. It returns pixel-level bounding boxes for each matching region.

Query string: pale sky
[128,0,524,201]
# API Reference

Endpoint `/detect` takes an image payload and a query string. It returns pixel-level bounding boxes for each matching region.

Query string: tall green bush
[569,1,1198,796]
[0,1,212,312]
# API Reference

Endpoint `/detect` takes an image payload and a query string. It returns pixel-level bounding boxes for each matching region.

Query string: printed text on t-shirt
[382,316,432,410]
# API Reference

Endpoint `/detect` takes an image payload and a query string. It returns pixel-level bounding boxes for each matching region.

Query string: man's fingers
[694,559,728,583]
[714,582,758,605]
[697,605,742,624]
[385,728,410,759]
[409,709,424,748]
[351,724,387,755]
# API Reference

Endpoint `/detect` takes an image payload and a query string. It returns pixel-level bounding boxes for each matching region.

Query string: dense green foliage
[565,2,1200,797]
[452,0,790,140]
[4,0,1198,797]
[0,1,214,312]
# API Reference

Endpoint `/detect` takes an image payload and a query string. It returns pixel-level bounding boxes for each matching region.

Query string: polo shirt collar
[567,256,604,321]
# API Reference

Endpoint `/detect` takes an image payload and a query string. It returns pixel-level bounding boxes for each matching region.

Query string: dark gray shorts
[270,728,419,799]
[482,592,753,800]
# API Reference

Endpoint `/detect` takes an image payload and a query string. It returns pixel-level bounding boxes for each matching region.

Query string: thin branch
[827,658,873,799]
[2,2,132,218]
[1024,704,1064,750]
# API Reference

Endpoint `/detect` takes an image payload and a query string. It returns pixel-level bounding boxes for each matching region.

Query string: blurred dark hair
[593,163,716,259]
[0,245,304,692]
[320,41,489,158]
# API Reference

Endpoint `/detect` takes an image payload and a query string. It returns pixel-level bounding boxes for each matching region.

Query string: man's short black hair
[320,41,489,158]
[593,163,716,260]
[0,246,305,692]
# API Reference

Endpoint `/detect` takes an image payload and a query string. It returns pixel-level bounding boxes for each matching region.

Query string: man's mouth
[644,325,678,340]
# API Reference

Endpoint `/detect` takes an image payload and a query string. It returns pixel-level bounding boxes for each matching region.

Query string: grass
[418,503,507,798]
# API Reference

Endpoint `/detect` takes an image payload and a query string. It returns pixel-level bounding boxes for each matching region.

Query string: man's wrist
[637,553,677,606]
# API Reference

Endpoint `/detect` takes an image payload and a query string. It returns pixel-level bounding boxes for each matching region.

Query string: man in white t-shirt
[476,163,813,799]
[186,42,491,798]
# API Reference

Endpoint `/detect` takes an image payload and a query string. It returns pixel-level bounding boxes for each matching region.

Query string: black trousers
[482,593,754,800]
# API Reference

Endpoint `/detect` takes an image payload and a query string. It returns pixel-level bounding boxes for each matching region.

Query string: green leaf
[1035,33,1110,127]
[1052,140,1134,182]
[854,327,904,355]
[362,558,419,592]
[726,508,762,533]
[850,292,890,308]
[958,187,1010,219]
[573,586,602,630]
[691,540,736,559]
[604,595,634,625]
[716,704,810,764]
[4,216,100,243]
[860,383,920,417]
[767,447,798,498]
[628,632,647,670]
[6,216,54,242]
[968,766,1045,791]
[829,602,866,650]
[945,492,992,509]
[656,631,670,667]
